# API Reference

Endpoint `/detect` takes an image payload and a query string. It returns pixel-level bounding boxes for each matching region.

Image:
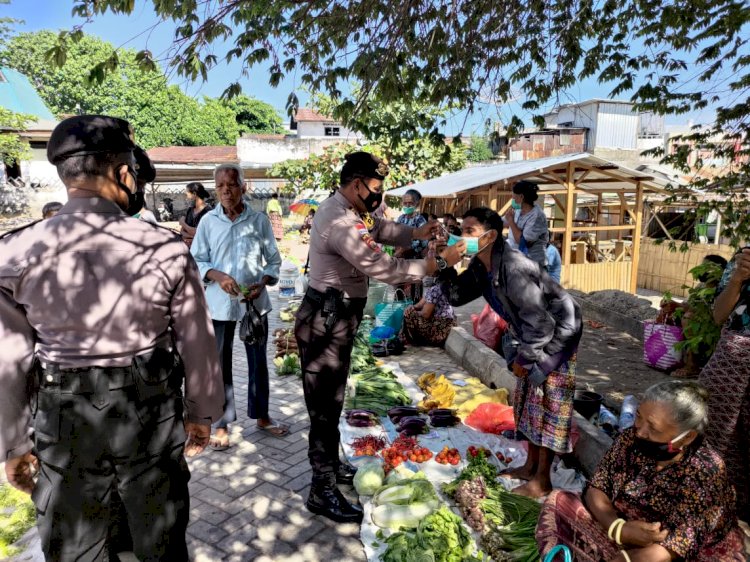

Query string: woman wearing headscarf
[504,180,549,268]
[442,207,582,497]
[699,246,750,521]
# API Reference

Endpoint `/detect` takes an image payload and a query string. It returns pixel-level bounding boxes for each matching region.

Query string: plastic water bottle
[598,406,619,436]
[619,395,638,431]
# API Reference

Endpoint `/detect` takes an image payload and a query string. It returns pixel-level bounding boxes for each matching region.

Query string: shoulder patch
[355,223,381,253]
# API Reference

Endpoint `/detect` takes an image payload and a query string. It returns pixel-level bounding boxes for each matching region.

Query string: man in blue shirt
[191,163,284,449]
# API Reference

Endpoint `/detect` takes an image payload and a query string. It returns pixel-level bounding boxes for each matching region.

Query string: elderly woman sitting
[536,380,746,562]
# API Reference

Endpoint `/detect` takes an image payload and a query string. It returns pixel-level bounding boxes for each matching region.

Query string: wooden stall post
[630,181,645,293]
[489,183,498,211]
[562,162,575,281]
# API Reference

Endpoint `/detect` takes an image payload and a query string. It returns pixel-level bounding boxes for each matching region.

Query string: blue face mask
[402,206,416,215]
[511,199,522,210]
[447,231,494,255]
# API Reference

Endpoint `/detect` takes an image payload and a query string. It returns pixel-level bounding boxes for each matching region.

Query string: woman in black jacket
[444,207,582,497]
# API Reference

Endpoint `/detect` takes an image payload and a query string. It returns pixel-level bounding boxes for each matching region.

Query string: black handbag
[371,337,404,357]
[239,302,266,345]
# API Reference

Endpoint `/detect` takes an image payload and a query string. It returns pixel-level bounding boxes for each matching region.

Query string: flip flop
[209,436,230,451]
[257,422,290,437]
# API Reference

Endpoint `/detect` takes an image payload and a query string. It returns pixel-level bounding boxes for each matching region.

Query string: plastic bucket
[573,390,603,420]
[278,263,298,299]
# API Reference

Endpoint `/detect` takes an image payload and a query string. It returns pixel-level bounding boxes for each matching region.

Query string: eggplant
[428,408,457,416]
[345,409,379,427]
[429,415,460,427]
[397,416,428,435]
[388,406,418,419]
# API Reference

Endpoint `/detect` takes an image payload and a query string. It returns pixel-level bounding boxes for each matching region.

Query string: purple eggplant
[397,416,428,435]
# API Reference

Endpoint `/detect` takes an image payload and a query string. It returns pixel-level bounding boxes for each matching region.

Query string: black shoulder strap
[0,219,41,240]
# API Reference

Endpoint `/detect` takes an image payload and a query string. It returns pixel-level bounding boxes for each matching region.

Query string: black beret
[47,115,136,164]
[134,146,156,183]
[340,151,390,182]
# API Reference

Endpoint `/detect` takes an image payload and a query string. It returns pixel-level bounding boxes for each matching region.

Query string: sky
[1,0,715,136]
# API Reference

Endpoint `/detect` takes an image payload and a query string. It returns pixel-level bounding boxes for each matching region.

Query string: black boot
[335,462,357,485]
[306,474,364,523]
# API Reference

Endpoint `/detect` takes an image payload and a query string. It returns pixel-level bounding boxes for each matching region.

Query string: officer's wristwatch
[435,256,449,270]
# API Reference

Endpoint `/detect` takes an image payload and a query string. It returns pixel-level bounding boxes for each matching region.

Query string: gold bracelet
[615,519,626,546]
[621,550,632,562]
[608,518,625,540]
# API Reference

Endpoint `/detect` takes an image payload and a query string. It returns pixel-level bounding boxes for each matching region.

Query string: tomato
[450,457,459,465]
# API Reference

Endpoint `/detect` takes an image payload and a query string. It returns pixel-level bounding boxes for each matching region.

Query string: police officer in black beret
[0,115,224,561]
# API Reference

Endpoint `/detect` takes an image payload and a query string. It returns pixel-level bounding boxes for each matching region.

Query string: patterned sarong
[403,306,455,347]
[537,490,747,562]
[514,354,576,454]
[269,212,283,240]
[699,329,750,521]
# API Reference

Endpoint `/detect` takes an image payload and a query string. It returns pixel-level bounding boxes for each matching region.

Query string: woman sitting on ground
[537,380,746,562]
[403,275,457,347]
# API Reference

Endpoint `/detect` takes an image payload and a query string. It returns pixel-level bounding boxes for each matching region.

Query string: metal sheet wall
[596,103,638,149]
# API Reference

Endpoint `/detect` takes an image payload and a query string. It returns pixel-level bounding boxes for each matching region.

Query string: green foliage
[0,483,36,558]
[0,30,238,148]
[674,262,724,357]
[61,0,750,245]
[0,108,33,165]
[467,136,494,163]
[223,95,283,135]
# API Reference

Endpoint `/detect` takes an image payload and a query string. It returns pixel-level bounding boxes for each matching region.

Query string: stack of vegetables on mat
[381,506,480,562]
[346,409,381,428]
[272,329,301,376]
[345,364,411,416]
[443,450,541,562]
[417,373,456,410]
[381,435,433,473]
[388,406,429,435]
[371,476,440,530]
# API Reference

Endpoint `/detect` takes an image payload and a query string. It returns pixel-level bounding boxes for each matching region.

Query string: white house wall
[296,121,361,140]
[596,103,638,149]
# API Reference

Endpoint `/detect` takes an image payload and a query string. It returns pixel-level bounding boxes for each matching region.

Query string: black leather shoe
[306,479,364,523]
[335,462,357,485]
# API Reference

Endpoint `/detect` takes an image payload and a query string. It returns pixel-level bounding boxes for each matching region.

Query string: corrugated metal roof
[388,153,670,198]
[0,67,57,128]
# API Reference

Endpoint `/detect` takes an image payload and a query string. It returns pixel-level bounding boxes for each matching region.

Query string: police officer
[0,115,224,561]
[295,151,465,523]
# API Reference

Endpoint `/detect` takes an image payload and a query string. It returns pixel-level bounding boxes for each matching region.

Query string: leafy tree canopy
[0,30,279,148]
[37,1,750,244]
[0,108,34,166]
[467,135,494,163]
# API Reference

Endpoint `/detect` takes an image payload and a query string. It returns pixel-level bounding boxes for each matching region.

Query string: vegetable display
[353,462,385,496]
[442,449,498,497]
[273,328,298,358]
[381,506,478,562]
[279,301,301,322]
[454,477,488,532]
[435,447,461,466]
[344,365,411,416]
[345,409,380,428]
[428,408,460,428]
[371,479,440,530]
[381,435,433,473]
[350,435,387,457]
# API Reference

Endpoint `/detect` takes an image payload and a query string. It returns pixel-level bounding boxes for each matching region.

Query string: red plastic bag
[464,402,516,434]
[472,303,508,351]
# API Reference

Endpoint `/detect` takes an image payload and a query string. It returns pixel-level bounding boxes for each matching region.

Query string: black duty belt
[304,286,366,308]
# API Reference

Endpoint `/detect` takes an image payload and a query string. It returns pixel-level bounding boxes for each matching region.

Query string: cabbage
[353,461,384,496]
[385,464,417,484]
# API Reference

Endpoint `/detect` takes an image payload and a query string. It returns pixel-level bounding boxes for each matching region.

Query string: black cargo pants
[30,348,190,562]
[294,289,366,478]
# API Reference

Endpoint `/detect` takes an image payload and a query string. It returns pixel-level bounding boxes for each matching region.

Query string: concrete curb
[572,296,645,341]
[445,326,613,476]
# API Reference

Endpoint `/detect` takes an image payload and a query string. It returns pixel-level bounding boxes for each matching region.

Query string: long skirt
[699,329,750,521]
[514,355,576,454]
[269,212,283,240]
[403,307,455,347]
[536,490,746,562]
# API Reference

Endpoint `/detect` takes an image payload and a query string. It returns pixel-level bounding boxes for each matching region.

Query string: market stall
[389,153,670,293]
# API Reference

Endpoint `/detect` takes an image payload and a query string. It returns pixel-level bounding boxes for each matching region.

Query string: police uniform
[0,115,224,561]
[295,155,430,521]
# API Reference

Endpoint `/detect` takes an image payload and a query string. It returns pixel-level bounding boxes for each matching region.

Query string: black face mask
[633,430,690,462]
[358,180,383,212]
[116,167,144,216]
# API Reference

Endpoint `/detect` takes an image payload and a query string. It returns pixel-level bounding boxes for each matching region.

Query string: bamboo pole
[630,181,645,293]
[562,162,575,270]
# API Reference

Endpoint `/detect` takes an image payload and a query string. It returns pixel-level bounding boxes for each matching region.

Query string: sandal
[257,422,290,437]
[209,435,230,451]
